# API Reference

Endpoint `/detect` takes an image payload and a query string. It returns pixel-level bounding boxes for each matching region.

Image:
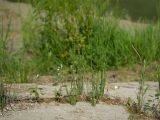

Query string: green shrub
[23,0,110,73]
[66,83,79,105]
[23,0,160,74]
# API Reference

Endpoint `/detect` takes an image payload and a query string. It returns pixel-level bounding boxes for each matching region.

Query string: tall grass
[23,0,160,75]
[133,25,160,62]
[0,18,29,83]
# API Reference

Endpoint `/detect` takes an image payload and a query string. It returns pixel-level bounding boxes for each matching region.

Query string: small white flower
[114,85,118,89]
[36,74,39,79]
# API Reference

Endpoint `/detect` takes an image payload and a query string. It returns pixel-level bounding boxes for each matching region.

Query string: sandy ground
[0,82,158,120]
[7,82,158,101]
[107,82,158,100]
[0,102,129,120]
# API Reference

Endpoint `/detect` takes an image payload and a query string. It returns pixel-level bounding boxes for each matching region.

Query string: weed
[89,71,106,106]
[66,84,78,105]
[152,94,160,119]
[54,88,63,102]
[137,60,148,112]
[99,70,106,97]
[126,61,149,113]
[30,86,40,100]
[75,75,84,96]
[0,82,7,113]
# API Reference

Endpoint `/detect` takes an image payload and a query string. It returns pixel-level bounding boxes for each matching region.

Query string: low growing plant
[66,83,78,105]
[54,88,63,102]
[30,86,40,100]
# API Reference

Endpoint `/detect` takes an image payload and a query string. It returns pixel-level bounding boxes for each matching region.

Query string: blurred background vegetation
[0,0,160,83]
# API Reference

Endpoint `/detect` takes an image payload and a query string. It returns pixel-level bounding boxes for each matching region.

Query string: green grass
[23,14,160,73]
[1,0,160,82]
[0,19,30,83]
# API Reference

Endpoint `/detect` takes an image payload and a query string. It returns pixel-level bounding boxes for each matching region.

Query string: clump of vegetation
[0,18,30,83]
[89,71,106,106]
[148,64,160,119]
[139,66,160,119]
[22,0,160,75]
[127,61,160,119]
[127,58,148,113]
[65,65,84,105]
[30,86,40,100]
[64,71,106,106]
[136,60,148,112]
[152,93,160,119]
[54,88,63,102]
[23,0,127,72]
[66,82,79,105]
[0,82,7,113]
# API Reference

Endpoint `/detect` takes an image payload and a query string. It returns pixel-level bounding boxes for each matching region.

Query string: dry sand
[0,102,129,120]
